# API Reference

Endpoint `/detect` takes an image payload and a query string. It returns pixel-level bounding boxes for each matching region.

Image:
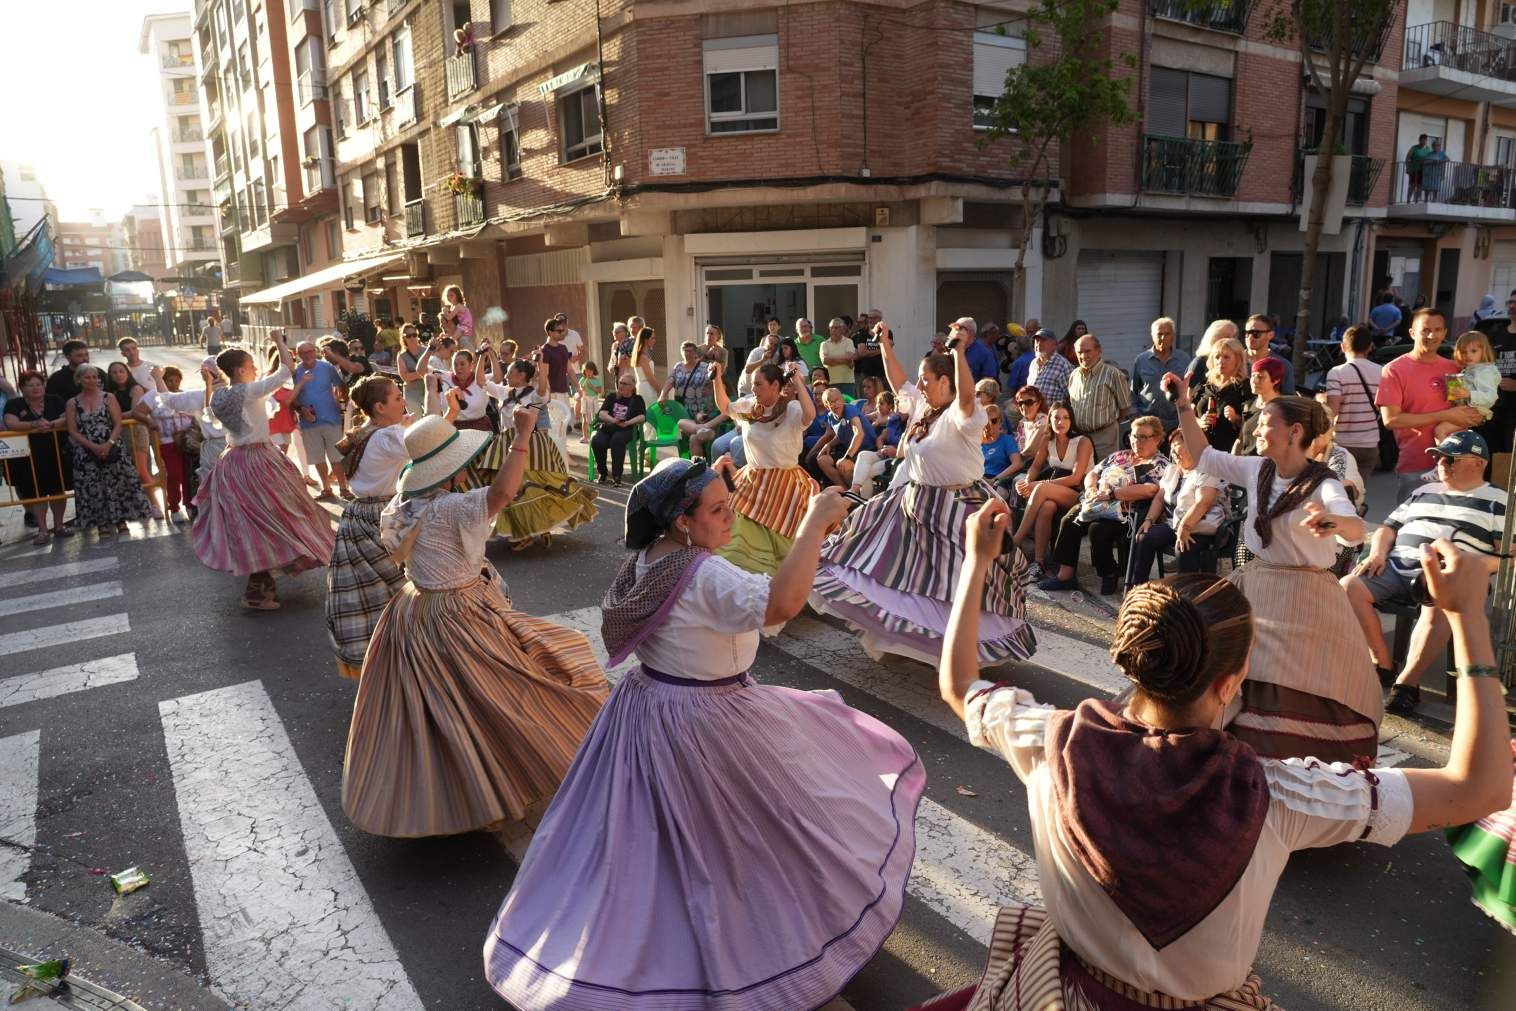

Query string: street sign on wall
[649,147,686,176]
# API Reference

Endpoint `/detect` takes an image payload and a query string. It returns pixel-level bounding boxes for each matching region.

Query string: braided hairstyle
[906,352,956,444]
[1110,575,1253,707]
[740,363,795,425]
[348,374,398,424]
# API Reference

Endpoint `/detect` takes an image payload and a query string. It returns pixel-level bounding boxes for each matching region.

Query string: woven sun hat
[397,414,492,498]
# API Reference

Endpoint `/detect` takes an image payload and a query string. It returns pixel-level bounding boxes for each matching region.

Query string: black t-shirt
[851,329,885,379]
[598,393,646,426]
[1473,318,1516,453]
[45,367,80,403]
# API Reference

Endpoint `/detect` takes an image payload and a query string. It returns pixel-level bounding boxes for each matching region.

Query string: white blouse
[632,552,770,680]
[348,425,409,499]
[731,396,805,469]
[966,681,1412,1001]
[402,487,497,590]
[442,378,490,422]
[1159,466,1226,534]
[146,367,287,447]
[1197,447,1359,568]
[484,382,550,430]
[891,382,987,488]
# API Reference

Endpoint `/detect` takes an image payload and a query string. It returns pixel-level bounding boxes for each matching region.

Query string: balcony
[219,202,238,236]
[1401,22,1516,107]
[445,50,478,102]
[454,191,485,227]
[1139,134,1251,198]
[302,157,336,195]
[213,155,230,182]
[175,164,210,181]
[405,198,427,237]
[1292,152,1386,207]
[1388,160,1516,222]
[173,128,205,144]
[168,91,197,107]
[386,0,408,17]
[297,70,327,105]
[1147,0,1250,34]
[161,51,195,69]
[1305,11,1393,64]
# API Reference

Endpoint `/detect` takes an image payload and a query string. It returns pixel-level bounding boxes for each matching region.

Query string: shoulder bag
[1348,363,1398,471]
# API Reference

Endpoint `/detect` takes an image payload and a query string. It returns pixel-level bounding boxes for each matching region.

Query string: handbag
[1348,362,1398,471]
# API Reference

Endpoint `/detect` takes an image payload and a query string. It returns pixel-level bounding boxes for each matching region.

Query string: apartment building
[1,161,55,244]
[1379,0,1516,322]
[122,204,171,284]
[54,217,130,278]
[141,13,220,284]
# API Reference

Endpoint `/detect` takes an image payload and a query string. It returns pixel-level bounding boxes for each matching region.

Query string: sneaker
[1384,683,1421,717]
[1100,575,1119,596]
[1022,562,1045,584]
[1375,665,1396,688]
[1038,575,1079,593]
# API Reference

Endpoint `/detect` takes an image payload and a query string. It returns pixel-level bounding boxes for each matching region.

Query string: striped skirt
[341,567,609,838]
[910,905,1277,1011]
[477,428,598,539]
[809,480,1037,666]
[1225,560,1381,764]
[717,466,816,574]
[191,443,334,577]
[325,495,406,679]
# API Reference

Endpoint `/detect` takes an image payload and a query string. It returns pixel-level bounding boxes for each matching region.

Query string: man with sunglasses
[1241,314,1295,395]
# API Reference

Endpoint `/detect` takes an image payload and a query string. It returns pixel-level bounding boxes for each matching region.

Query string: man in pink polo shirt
[1376,307,1485,503]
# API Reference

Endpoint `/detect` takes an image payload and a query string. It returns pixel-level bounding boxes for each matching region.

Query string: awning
[240,250,406,306]
[439,99,504,129]
[42,266,103,287]
[538,62,595,96]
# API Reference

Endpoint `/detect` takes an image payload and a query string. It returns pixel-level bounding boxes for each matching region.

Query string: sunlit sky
[0,1,168,222]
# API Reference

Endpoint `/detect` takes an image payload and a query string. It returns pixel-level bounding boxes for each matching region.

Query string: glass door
[701,261,864,387]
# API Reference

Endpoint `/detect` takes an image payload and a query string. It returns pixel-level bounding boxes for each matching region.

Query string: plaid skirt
[477,428,598,539]
[910,905,1278,1011]
[325,495,406,679]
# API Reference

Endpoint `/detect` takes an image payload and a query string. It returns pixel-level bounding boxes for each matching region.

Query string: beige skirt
[341,567,609,837]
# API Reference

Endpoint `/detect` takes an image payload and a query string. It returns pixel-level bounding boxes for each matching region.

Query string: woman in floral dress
[65,363,151,537]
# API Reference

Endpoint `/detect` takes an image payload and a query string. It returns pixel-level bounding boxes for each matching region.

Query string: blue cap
[1427,429,1489,460]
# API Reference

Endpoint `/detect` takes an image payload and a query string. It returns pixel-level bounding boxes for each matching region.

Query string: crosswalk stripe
[912,796,1040,945]
[0,556,119,586]
[1,581,124,617]
[0,613,129,656]
[0,730,41,902]
[159,681,421,1009]
[0,654,140,710]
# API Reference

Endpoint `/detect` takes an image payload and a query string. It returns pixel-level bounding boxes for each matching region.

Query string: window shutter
[1188,73,1231,125]
[1147,67,1188,138]
[972,34,1025,99]
[703,34,779,75]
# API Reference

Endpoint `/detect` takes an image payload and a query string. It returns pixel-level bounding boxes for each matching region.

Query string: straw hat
[397,415,491,498]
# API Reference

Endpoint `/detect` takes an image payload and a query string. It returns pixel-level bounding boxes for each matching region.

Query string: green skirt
[716,513,794,575]
[478,429,598,539]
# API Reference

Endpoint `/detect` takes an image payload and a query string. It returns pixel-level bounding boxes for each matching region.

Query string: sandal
[99,526,116,538]
[116,521,131,533]
[52,525,75,538]
[30,530,50,546]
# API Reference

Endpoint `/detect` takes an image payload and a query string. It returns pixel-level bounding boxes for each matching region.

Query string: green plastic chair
[642,401,689,470]
[585,420,647,482]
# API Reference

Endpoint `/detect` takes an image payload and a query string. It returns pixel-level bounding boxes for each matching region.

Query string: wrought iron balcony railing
[1147,0,1251,34]
[1139,134,1251,197]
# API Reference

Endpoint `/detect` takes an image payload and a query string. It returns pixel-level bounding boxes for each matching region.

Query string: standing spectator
[1341,431,1504,715]
[3,370,73,543]
[699,323,729,373]
[1184,318,1239,389]
[264,348,300,460]
[1321,324,1383,484]
[553,311,585,367]
[738,332,779,396]
[292,340,351,499]
[851,308,886,388]
[117,337,154,390]
[200,311,223,355]
[1027,327,1072,406]
[1421,139,1449,200]
[441,284,475,348]
[1130,316,1191,431]
[106,361,162,520]
[1241,313,1295,394]
[396,325,427,414]
[576,361,603,443]
[960,316,998,383]
[1470,293,1500,325]
[1404,133,1429,201]
[47,340,90,402]
[1056,319,1087,364]
[608,322,632,376]
[416,311,436,342]
[539,316,576,411]
[793,317,823,370]
[146,366,196,523]
[1193,336,1249,452]
[1005,328,1035,392]
[372,318,401,365]
[1368,292,1403,341]
[1472,289,1516,458]
[1067,333,1130,459]
[1376,308,1481,502]
[820,318,856,395]
[590,373,646,486]
[65,364,152,537]
[1236,356,1287,456]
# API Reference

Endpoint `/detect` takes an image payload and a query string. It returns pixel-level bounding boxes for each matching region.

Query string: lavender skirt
[483,666,925,1011]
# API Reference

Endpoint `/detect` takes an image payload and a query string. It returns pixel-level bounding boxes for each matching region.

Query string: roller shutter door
[1074,251,1164,368]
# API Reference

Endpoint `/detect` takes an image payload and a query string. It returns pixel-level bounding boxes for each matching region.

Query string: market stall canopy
[41,266,103,286]
[240,250,406,307]
[107,270,154,283]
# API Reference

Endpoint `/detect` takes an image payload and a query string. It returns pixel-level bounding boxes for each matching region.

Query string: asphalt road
[0,344,1512,1010]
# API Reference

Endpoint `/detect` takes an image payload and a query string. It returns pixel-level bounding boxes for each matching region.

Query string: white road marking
[0,556,118,584]
[160,681,421,1009]
[0,730,41,902]
[0,581,124,617]
[543,606,638,683]
[0,654,140,710]
[912,797,1040,945]
[0,613,129,656]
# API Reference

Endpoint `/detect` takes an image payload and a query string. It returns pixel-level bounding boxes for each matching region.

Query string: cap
[1427,429,1490,461]
[1034,328,1056,342]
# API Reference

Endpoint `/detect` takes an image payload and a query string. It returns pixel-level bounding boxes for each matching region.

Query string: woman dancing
[484,460,924,1011]
[324,375,411,678]
[810,323,1037,665]
[916,498,1510,1011]
[342,409,608,838]
[173,330,334,609]
[1169,379,1380,762]
[710,360,818,574]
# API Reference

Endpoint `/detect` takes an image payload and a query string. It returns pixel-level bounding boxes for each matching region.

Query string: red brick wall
[502,283,586,349]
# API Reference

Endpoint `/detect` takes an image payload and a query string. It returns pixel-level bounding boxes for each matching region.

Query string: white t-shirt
[127,361,155,392]
[890,382,988,488]
[348,425,409,499]
[632,552,770,680]
[562,328,584,359]
[1197,447,1359,567]
[737,346,770,396]
[1159,466,1225,534]
[819,336,855,383]
[731,396,804,468]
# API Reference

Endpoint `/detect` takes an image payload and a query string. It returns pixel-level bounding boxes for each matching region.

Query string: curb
[0,901,227,1011]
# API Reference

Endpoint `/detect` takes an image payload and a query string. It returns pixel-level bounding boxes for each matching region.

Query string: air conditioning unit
[348,5,365,26]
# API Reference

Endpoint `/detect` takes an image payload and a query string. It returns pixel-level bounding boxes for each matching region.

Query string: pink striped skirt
[191,442,335,577]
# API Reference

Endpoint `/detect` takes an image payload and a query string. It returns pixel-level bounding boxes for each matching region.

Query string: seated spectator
[849,390,905,499]
[665,341,725,460]
[980,404,1024,496]
[974,377,1001,409]
[804,388,866,488]
[590,374,647,486]
[804,371,872,456]
[1341,431,1505,716]
[1009,385,1049,464]
[1011,402,1093,577]
[1039,415,1169,596]
[1129,428,1225,586]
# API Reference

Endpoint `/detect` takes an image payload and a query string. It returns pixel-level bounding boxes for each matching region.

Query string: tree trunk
[1293,104,1341,387]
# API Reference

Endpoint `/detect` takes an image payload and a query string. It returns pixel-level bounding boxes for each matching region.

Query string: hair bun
[1109,581,1213,706]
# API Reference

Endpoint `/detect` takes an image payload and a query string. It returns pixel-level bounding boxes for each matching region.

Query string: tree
[979,0,1137,319]
[1259,0,1398,384]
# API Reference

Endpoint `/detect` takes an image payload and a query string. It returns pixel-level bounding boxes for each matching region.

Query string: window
[386,158,401,214]
[1503,4,1516,26]
[237,42,252,89]
[489,0,513,33]
[355,67,372,122]
[334,78,348,136]
[254,184,268,225]
[376,48,391,109]
[1304,92,1367,155]
[972,15,1026,130]
[499,104,522,179]
[295,38,325,104]
[303,225,315,267]
[345,0,364,25]
[325,219,341,258]
[558,83,602,162]
[343,177,356,229]
[392,26,413,91]
[456,123,482,176]
[1497,135,1516,169]
[400,142,422,202]
[322,0,340,44]
[703,36,778,134]
[362,172,381,223]
[1148,67,1231,141]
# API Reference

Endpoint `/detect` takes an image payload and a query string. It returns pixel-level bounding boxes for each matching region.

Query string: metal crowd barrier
[0,418,168,510]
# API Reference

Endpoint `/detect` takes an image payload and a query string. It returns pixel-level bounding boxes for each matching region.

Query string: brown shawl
[1253,459,1334,549]
[1046,698,1270,950]
[600,547,709,666]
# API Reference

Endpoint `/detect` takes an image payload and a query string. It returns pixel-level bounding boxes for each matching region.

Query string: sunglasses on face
[1015,399,1036,406]
[1244,329,1271,337]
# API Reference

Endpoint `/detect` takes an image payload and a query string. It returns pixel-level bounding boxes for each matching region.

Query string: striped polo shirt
[1383,481,1506,576]
[1324,359,1382,450]
[1068,359,1131,433]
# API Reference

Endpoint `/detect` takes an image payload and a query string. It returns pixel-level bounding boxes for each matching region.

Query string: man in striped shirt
[1341,431,1506,716]
[1321,324,1382,490]
[1067,334,1131,459]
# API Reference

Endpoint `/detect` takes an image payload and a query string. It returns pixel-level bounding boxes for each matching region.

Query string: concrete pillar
[868,225,934,362]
